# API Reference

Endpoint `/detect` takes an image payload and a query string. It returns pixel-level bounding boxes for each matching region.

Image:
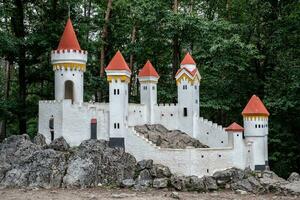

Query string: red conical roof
[106,51,131,72]
[138,60,159,77]
[57,18,81,50]
[181,53,196,65]
[225,122,244,132]
[242,95,270,116]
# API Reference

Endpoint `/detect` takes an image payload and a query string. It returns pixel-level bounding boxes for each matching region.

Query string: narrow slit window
[183,107,188,117]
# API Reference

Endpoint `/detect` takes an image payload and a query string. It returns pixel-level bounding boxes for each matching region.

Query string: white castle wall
[128,104,147,126]
[38,100,63,143]
[38,100,109,146]
[125,127,236,177]
[153,104,179,130]
[195,117,229,147]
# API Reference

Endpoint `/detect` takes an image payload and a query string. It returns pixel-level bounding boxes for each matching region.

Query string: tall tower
[242,95,270,170]
[51,18,87,104]
[175,53,201,137]
[105,51,131,148]
[138,60,159,124]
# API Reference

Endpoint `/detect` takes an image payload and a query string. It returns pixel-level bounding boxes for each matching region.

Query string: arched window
[64,80,74,103]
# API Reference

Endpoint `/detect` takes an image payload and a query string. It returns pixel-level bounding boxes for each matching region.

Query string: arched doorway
[64,80,74,103]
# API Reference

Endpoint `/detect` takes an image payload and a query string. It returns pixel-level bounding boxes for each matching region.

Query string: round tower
[51,18,87,104]
[138,60,159,124]
[105,51,131,148]
[242,95,269,170]
[175,53,201,137]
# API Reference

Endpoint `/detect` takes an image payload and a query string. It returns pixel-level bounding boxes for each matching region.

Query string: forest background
[0,0,299,178]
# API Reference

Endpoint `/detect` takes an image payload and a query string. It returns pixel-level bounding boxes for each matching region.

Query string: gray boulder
[287,172,300,182]
[48,137,70,151]
[186,176,205,192]
[63,157,97,188]
[232,176,264,194]
[136,160,153,171]
[150,164,171,178]
[1,149,67,188]
[134,124,209,148]
[259,170,288,193]
[121,179,135,188]
[64,139,136,187]
[135,169,152,188]
[0,134,41,165]
[170,174,189,191]
[202,176,218,191]
[33,134,47,147]
[153,178,169,188]
[213,167,250,187]
[280,181,300,195]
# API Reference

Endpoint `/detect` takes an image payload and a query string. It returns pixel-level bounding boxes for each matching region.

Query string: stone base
[255,165,266,171]
[109,137,125,149]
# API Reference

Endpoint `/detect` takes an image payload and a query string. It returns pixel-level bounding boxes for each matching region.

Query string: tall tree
[100,0,113,77]
[12,0,27,134]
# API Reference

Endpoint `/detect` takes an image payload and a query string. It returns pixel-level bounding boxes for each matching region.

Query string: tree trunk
[129,25,137,98]
[13,0,27,134]
[100,0,113,77]
[0,60,12,142]
[172,0,180,77]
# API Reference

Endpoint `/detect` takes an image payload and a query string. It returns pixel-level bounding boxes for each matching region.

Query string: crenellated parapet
[51,50,88,71]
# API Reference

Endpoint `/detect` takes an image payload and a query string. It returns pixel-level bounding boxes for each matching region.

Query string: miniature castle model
[39,19,270,177]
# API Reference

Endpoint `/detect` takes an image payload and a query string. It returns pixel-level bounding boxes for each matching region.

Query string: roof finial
[68,4,70,18]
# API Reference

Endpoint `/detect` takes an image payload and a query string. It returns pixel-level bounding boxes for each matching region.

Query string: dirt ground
[0,188,299,200]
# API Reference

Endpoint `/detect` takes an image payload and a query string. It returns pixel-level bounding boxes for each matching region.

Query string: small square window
[152,86,155,90]
[201,155,204,158]
[221,141,223,143]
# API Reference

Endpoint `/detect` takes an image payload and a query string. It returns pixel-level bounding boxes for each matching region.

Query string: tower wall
[51,50,87,104]
[243,116,268,170]
[108,77,130,138]
[54,69,84,103]
[139,79,158,124]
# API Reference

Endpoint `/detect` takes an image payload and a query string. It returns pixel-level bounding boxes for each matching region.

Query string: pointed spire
[138,60,159,77]
[57,18,81,50]
[106,51,131,72]
[181,52,196,65]
[242,95,270,116]
[225,122,244,132]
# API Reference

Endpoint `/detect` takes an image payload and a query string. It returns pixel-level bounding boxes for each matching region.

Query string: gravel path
[0,188,299,200]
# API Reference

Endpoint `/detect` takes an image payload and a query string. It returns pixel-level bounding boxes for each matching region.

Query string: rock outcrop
[134,124,209,148]
[0,134,298,196]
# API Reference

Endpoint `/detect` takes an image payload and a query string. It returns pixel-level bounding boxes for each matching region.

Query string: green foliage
[0,0,299,177]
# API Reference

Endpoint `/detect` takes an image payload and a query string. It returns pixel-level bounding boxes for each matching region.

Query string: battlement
[199,117,225,131]
[157,103,177,107]
[51,50,88,65]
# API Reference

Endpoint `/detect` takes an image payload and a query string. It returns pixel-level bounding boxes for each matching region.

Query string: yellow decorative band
[53,63,86,71]
[243,116,268,120]
[107,75,130,83]
[176,74,199,85]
